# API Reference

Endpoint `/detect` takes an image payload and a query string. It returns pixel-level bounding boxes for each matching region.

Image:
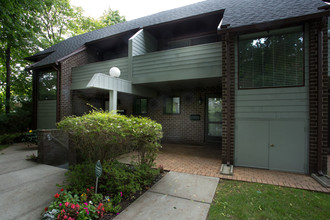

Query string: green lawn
[208,180,330,220]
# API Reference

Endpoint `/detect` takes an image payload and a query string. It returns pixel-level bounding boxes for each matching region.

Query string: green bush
[57,111,163,165]
[0,101,32,134]
[0,133,24,145]
[65,160,159,198]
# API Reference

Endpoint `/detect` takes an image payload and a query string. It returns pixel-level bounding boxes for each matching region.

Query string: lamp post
[109,67,121,113]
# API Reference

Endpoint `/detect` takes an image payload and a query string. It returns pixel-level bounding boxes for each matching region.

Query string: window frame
[163,96,181,115]
[133,98,148,115]
[37,70,58,101]
[237,26,305,90]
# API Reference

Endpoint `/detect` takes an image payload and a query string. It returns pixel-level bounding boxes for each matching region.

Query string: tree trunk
[5,45,11,114]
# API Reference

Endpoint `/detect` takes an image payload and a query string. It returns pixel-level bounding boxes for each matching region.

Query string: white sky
[70,0,204,21]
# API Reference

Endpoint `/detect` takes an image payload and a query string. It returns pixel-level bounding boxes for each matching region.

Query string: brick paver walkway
[154,144,330,193]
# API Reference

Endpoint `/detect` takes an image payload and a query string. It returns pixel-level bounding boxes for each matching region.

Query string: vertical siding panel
[37,100,57,129]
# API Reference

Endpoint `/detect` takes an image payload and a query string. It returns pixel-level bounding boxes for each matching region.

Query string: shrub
[65,160,159,199]
[57,111,163,165]
[0,101,32,134]
[0,133,24,145]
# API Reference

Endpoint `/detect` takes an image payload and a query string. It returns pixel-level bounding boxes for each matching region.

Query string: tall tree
[0,0,43,113]
[0,0,126,114]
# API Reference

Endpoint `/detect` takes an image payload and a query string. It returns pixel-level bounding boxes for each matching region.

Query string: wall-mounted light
[109,67,121,78]
[198,96,203,105]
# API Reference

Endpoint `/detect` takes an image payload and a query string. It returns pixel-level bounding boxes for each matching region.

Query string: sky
[70,0,204,21]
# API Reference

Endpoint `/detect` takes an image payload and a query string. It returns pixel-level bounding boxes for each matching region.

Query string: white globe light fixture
[109,67,121,78]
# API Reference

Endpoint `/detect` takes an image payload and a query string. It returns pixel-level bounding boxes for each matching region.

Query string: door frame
[204,94,222,144]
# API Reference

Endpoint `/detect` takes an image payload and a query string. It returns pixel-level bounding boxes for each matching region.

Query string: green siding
[131,29,157,56]
[132,42,222,84]
[234,26,309,173]
[37,100,56,129]
[71,58,128,90]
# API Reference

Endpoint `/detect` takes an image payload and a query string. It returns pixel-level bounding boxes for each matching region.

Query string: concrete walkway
[115,171,219,220]
[0,143,66,220]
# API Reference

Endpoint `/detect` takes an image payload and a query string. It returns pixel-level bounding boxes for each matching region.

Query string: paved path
[0,143,66,220]
[115,171,219,220]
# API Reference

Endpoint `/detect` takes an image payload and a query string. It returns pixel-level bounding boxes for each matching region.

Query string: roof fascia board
[144,9,225,30]
[56,45,87,64]
[25,51,55,62]
[217,11,330,35]
[85,29,140,46]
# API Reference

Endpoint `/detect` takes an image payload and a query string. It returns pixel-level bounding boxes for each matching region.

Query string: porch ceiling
[137,77,222,92]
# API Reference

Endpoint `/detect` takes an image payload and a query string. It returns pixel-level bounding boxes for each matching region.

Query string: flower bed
[42,161,165,220]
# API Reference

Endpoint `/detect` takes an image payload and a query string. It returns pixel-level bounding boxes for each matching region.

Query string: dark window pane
[134,98,148,115]
[164,97,180,114]
[239,30,303,89]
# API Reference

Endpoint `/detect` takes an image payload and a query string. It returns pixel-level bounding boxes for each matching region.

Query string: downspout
[31,70,38,130]
[225,32,231,165]
[52,64,61,123]
[317,17,325,175]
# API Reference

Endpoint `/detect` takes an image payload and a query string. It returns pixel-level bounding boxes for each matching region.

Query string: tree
[0,0,43,113]
[0,0,126,114]
[100,7,126,27]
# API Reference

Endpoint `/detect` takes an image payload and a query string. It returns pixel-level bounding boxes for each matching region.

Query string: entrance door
[206,97,222,143]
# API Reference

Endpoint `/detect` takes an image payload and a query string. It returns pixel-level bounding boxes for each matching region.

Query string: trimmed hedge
[57,111,163,166]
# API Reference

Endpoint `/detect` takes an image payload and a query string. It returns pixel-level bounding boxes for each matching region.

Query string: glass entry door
[206,96,222,143]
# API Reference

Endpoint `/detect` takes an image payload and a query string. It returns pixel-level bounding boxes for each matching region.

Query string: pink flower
[120,192,123,197]
[65,202,69,207]
[71,204,75,209]
[83,207,89,215]
[59,203,62,207]
[116,213,120,215]
[84,202,88,206]
[63,215,68,219]
[76,204,80,209]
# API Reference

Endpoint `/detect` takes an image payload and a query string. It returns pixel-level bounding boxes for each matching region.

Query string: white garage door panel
[235,121,269,169]
[269,120,307,173]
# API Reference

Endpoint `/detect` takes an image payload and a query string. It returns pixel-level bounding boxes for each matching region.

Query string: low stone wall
[38,129,69,166]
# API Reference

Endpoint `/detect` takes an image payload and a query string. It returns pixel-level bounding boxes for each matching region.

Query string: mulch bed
[100,170,168,219]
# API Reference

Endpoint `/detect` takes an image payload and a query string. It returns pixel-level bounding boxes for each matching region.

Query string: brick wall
[309,18,329,173]
[146,87,221,145]
[59,50,90,119]
[221,34,235,164]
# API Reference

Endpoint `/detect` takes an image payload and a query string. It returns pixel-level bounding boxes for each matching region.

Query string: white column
[109,90,117,113]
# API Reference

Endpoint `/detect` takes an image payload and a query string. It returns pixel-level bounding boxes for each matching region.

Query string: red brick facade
[308,18,328,173]
[221,33,235,164]
[146,87,221,145]
[58,50,89,120]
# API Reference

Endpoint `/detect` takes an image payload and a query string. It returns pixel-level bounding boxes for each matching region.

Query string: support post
[109,90,117,113]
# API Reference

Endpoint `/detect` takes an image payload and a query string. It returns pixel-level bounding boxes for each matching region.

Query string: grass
[208,180,330,220]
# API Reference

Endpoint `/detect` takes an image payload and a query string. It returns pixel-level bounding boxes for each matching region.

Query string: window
[238,28,304,89]
[164,97,180,114]
[134,98,148,115]
[38,71,57,100]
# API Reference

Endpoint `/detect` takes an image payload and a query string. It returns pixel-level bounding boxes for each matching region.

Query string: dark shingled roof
[28,0,327,69]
